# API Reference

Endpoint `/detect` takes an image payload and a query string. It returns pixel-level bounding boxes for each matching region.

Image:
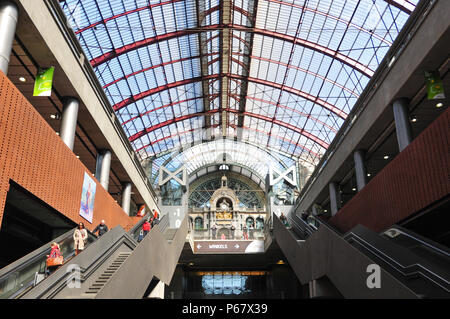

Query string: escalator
[0,228,96,299]
[273,212,450,298]
[0,212,188,299]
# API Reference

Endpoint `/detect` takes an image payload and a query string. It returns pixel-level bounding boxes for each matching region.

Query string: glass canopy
[59,0,418,186]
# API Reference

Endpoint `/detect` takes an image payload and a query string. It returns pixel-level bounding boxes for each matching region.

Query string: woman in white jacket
[73,222,88,255]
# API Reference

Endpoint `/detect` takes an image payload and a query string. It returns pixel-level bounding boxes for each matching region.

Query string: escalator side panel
[273,214,419,298]
[94,216,189,299]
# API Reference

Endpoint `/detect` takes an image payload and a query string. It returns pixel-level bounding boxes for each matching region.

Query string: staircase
[83,252,131,297]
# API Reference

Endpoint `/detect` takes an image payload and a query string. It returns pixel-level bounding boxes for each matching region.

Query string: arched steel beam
[135,124,321,161]
[62,0,405,44]
[121,93,336,136]
[128,108,329,149]
[89,25,374,77]
[112,73,348,119]
[103,53,219,89]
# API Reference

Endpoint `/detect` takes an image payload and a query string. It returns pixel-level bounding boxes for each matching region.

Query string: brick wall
[329,107,450,233]
[0,71,137,232]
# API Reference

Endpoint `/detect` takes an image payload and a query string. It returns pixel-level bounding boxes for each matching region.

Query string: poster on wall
[33,67,55,97]
[79,172,96,223]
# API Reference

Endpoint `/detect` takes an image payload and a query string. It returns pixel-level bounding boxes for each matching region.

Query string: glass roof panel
[59,0,417,187]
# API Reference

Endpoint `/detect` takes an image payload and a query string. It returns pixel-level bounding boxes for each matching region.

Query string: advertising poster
[79,172,96,223]
[33,67,55,97]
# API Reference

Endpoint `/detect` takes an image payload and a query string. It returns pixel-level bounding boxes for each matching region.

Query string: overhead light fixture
[352,187,356,191]
[436,102,443,108]
[383,155,389,160]
[324,209,328,213]
[55,132,59,135]
[76,155,80,159]
[188,262,194,266]
[276,260,285,265]
[19,76,26,82]
[50,114,61,120]
[411,118,417,123]
[367,173,371,177]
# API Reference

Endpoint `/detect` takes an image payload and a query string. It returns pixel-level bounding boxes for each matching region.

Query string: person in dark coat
[93,220,109,237]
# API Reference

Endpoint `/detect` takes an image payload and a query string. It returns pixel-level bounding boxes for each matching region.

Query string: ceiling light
[436,102,443,108]
[19,76,26,82]
[50,114,61,120]
[324,209,328,213]
[55,132,59,135]
[411,118,417,123]
[76,155,80,159]
[383,155,389,160]
[276,260,285,264]
[367,173,371,177]
[352,187,356,191]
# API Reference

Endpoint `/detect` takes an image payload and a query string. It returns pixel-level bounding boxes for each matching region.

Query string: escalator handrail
[283,213,450,293]
[346,230,450,292]
[383,225,450,258]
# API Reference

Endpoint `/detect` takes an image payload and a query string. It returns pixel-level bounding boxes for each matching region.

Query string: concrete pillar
[95,150,112,191]
[121,182,132,215]
[353,150,367,191]
[393,98,413,152]
[0,1,18,75]
[59,97,79,150]
[329,182,340,216]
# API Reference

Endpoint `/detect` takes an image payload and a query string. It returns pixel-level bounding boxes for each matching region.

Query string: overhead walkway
[273,213,450,299]
[0,213,188,299]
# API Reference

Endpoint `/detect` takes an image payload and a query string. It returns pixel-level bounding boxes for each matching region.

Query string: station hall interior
[0,0,448,299]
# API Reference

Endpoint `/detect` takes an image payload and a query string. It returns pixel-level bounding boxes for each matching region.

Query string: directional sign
[192,240,264,254]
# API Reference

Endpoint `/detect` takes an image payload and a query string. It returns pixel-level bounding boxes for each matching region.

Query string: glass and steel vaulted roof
[59,0,418,184]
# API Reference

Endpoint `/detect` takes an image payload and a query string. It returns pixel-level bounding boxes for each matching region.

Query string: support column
[0,1,18,75]
[95,150,112,191]
[329,182,340,216]
[393,98,413,152]
[59,97,79,150]
[121,182,132,215]
[353,150,367,191]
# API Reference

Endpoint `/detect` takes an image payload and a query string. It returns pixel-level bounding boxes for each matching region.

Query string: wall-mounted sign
[193,240,264,254]
[33,67,55,97]
[425,71,445,100]
[79,172,96,223]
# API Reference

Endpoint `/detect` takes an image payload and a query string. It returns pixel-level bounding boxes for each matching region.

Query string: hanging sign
[79,172,96,223]
[33,67,55,97]
[425,71,445,100]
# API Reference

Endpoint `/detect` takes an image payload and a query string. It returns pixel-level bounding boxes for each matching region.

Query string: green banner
[33,67,55,97]
[425,71,445,100]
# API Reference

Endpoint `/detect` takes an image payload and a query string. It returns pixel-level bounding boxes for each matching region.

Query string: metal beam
[89,25,374,77]
[112,73,348,119]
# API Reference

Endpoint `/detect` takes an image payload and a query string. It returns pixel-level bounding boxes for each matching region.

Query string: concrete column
[393,98,413,152]
[121,182,132,215]
[329,182,340,216]
[95,150,112,191]
[0,1,18,75]
[59,97,79,150]
[353,150,367,191]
